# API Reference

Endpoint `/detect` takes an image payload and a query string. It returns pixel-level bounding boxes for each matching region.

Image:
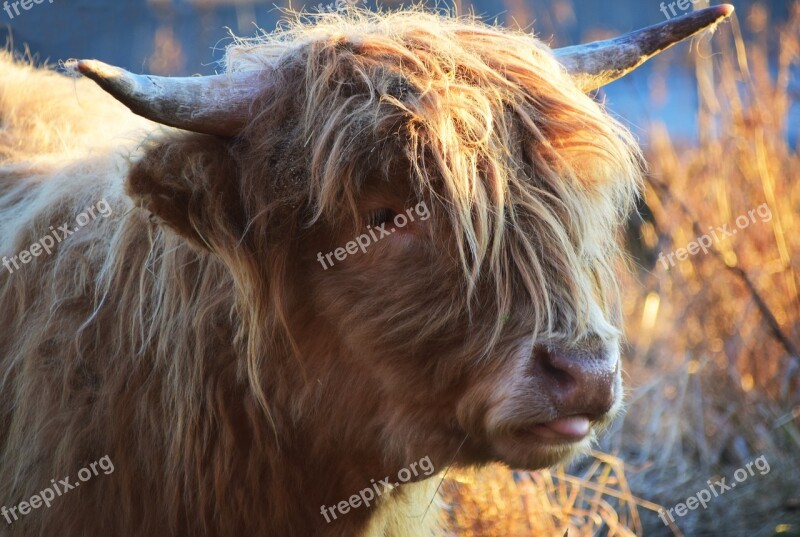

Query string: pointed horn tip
[693,4,735,27]
[698,4,734,25]
[678,4,735,38]
[76,59,126,81]
[716,4,735,18]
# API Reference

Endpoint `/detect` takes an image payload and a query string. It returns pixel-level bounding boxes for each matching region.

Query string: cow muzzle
[474,337,623,468]
[532,343,620,421]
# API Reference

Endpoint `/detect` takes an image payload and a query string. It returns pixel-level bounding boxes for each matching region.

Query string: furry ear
[127,134,245,251]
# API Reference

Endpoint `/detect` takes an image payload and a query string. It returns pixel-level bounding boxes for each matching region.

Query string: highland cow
[0,6,732,537]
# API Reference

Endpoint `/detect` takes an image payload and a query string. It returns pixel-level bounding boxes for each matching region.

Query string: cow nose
[533,344,619,418]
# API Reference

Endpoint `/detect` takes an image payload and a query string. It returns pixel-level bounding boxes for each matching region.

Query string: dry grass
[442,452,662,536]
[441,2,800,536]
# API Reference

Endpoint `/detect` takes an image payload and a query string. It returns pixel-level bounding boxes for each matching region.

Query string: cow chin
[485,405,621,470]
[491,432,595,470]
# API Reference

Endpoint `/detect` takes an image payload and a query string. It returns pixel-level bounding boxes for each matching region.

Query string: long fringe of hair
[226,8,643,380]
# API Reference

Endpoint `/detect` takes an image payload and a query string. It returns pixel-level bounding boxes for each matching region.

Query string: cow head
[76,6,732,474]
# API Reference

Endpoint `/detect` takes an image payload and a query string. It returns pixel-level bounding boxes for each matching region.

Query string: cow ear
[127,134,245,251]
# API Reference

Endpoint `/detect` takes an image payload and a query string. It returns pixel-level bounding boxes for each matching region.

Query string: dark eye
[365,208,396,228]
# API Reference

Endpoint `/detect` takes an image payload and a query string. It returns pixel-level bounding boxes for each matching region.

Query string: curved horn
[76,60,265,136]
[555,4,734,92]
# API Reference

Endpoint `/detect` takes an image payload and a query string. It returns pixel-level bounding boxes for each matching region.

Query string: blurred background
[3,1,798,535]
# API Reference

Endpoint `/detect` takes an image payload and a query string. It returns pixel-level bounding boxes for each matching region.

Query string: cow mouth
[486,415,600,469]
[510,415,592,444]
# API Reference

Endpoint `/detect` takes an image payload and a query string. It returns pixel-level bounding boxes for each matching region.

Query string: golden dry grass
[441,2,800,536]
[442,452,661,536]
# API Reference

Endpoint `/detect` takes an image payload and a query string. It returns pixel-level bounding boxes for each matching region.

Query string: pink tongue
[543,416,590,437]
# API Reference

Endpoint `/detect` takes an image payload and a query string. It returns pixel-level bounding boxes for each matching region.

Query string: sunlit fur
[0,9,641,537]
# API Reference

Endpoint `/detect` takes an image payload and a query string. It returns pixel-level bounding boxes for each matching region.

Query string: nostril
[532,343,619,418]
[535,345,580,394]
[538,347,577,387]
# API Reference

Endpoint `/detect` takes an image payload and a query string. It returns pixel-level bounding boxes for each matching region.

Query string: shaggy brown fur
[0,10,641,537]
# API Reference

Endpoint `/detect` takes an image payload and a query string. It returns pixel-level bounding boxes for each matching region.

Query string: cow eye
[365,208,396,228]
